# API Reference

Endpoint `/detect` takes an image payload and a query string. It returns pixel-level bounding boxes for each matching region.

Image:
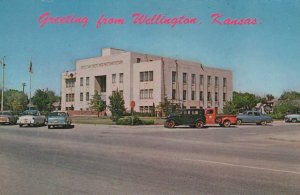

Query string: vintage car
[0,111,18,125]
[284,114,300,123]
[237,111,272,125]
[164,108,206,128]
[47,111,72,129]
[17,110,47,127]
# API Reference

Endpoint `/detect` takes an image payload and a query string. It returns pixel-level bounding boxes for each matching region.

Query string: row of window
[140,89,153,99]
[172,72,227,87]
[140,71,154,82]
[80,92,90,101]
[172,89,227,101]
[112,73,124,84]
[80,77,90,86]
[66,79,76,88]
[66,93,75,102]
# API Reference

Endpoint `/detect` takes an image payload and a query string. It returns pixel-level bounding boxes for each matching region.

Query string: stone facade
[61,48,233,114]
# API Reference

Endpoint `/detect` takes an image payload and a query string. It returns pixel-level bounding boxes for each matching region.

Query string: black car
[164,109,206,128]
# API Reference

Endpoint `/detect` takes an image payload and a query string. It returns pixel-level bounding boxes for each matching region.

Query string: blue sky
[0,0,299,97]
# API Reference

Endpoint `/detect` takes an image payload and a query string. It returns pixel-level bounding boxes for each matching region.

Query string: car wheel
[19,124,23,127]
[261,121,267,125]
[48,125,51,129]
[292,118,297,123]
[166,120,175,128]
[236,119,242,125]
[195,120,204,128]
[223,120,231,127]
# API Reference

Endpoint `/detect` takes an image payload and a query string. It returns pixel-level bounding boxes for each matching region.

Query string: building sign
[81,60,123,70]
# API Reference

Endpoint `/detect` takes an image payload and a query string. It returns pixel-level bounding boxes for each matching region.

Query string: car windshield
[49,112,66,117]
[21,110,38,116]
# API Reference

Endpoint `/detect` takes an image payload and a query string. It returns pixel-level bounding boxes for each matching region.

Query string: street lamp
[0,57,5,112]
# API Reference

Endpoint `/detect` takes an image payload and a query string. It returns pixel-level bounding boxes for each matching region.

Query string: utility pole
[22,82,26,94]
[0,56,5,112]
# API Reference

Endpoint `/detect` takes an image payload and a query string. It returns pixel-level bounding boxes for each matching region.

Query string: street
[0,123,300,194]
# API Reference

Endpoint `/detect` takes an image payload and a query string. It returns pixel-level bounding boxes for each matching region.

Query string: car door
[245,111,254,123]
[253,112,261,123]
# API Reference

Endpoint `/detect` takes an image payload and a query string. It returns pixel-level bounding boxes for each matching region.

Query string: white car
[17,110,47,127]
[285,114,300,123]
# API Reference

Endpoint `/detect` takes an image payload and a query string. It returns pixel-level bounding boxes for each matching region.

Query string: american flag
[29,60,33,73]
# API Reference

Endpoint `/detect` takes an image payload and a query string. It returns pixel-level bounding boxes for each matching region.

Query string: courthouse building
[61,48,233,114]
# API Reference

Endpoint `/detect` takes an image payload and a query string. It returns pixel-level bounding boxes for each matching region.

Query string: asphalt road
[0,122,300,194]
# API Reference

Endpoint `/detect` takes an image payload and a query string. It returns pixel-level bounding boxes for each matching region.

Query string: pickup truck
[205,108,237,127]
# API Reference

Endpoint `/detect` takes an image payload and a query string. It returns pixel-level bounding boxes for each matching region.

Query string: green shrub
[142,119,155,125]
[116,116,154,125]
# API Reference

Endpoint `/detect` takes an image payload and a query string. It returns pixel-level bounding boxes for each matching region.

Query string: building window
[119,73,123,83]
[80,77,83,86]
[66,94,69,102]
[144,89,149,99]
[200,75,204,85]
[140,72,144,82]
[172,71,176,83]
[223,77,227,87]
[172,89,176,100]
[86,77,90,86]
[144,72,149,81]
[140,106,144,113]
[207,76,211,86]
[183,73,187,84]
[207,92,212,101]
[137,58,141,63]
[192,74,196,85]
[191,91,195,100]
[80,93,83,101]
[120,90,123,96]
[149,106,154,113]
[199,91,203,101]
[223,93,227,101]
[140,90,143,99]
[215,77,219,88]
[86,92,89,101]
[183,90,187,100]
[215,92,218,102]
[149,71,153,81]
[112,74,116,83]
[149,89,153,99]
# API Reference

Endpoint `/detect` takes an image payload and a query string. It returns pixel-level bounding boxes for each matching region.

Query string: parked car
[205,108,237,127]
[164,108,206,128]
[285,114,300,123]
[47,111,72,129]
[237,111,272,125]
[0,111,18,125]
[17,110,47,127]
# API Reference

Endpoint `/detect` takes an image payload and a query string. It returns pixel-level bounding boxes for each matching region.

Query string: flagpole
[0,57,5,112]
[29,59,32,110]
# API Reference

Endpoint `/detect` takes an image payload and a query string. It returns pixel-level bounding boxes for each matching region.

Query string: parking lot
[0,122,300,194]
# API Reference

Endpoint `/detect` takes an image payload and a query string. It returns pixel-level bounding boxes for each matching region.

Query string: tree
[32,89,59,112]
[271,91,300,119]
[279,91,300,101]
[108,90,126,122]
[223,91,261,114]
[2,89,28,114]
[90,90,106,117]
